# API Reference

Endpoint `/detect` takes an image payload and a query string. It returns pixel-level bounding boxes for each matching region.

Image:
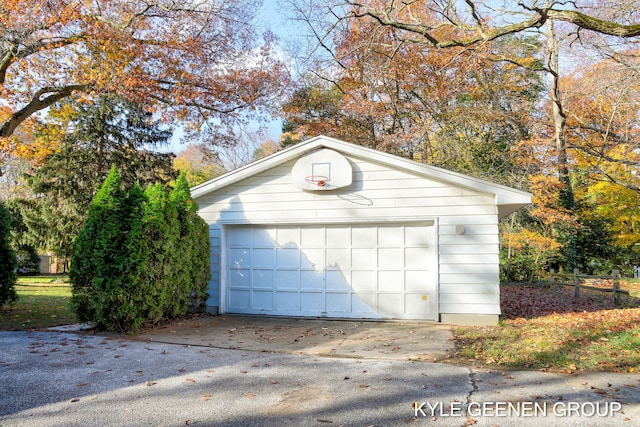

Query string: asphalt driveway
[1,316,639,426]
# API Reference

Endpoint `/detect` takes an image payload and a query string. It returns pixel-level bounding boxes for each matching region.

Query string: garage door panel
[253,291,273,310]
[300,292,324,312]
[326,293,350,312]
[253,229,275,247]
[252,270,274,289]
[229,248,250,266]
[352,248,375,268]
[352,294,376,314]
[276,247,299,268]
[379,248,403,268]
[405,293,431,315]
[325,270,350,291]
[253,249,274,267]
[378,271,402,291]
[405,247,430,268]
[378,226,403,245]
[300,270,324,290]
[275,270,299,290]
[351,270,376,291]
[231,228,252,246]
[405,270,430,291]
[229,269,250,287]
[301,228,325,247]
[352,227,376,247]
[326,227,350,246]
[303,248,324,269]
[225,224,437,320]
[326,248,350,267]
[228,290,250,308]
[406,226,433,245]
[275,292,298,310]
[277,228,300,246]
[378,293,403,315]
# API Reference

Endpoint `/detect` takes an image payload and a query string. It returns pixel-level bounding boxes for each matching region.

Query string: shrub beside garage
[70,167,210,332]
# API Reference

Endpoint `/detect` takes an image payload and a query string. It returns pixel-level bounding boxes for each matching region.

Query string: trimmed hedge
[70,167,210,332]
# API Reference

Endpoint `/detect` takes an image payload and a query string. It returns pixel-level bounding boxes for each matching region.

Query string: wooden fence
[549,269,629,305]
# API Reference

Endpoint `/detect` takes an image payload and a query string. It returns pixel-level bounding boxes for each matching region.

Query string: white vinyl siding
[198,154,501,318]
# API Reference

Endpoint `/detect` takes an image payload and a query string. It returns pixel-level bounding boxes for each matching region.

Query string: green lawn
[0,275,77,330]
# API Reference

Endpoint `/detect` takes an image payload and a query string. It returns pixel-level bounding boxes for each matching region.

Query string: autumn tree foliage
[173,145,225,187]
[285,2,543,184]
[0,0,289,164]
[283,0,640,276]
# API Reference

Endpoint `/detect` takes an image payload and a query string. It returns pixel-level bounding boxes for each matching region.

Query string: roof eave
[191,135,532,216]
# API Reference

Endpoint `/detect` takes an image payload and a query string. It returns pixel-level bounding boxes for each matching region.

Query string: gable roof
[191,135,532,218]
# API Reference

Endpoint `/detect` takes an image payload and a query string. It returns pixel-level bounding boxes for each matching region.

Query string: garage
[191,135,531,325]
[225,223,437,319]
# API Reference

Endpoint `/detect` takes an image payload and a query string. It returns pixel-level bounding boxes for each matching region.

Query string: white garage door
[224,223,437,320]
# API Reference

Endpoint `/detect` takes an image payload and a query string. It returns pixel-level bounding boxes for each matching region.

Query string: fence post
[613,269,621,305]
[550,268,555,287]
[574,268,580,297]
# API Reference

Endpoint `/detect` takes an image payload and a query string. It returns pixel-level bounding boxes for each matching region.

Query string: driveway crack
[463,367,479,426]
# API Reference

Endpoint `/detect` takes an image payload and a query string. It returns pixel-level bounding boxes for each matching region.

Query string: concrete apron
[132,315,455,362]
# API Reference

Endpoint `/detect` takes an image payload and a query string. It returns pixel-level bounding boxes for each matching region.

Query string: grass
[451,284,640,373]
[0,275,76,330]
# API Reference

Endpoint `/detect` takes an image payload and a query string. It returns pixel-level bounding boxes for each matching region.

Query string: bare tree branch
[0,85,88,138]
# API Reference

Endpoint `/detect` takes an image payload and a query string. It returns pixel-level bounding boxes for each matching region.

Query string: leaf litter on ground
[452,283,640,373]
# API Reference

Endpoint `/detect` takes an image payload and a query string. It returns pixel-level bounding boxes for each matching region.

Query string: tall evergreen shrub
[0,202,18,308]
[70,166,133,325]
[170,173,210,311]
[70,168,210,332]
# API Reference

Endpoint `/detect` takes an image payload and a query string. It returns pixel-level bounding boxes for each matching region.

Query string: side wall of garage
[196,154,500,324]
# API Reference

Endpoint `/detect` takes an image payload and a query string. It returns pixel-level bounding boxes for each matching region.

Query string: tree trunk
[547,20,577,270]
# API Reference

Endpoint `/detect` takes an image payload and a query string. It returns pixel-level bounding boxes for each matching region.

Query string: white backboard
[291,149,353,191]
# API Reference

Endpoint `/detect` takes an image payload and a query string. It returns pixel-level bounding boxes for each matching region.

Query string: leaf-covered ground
[452,284,640,373]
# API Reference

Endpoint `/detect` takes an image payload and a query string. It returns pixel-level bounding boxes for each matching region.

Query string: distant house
[191,136,531,325]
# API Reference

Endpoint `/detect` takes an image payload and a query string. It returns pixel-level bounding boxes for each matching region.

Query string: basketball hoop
[305,175,330,188]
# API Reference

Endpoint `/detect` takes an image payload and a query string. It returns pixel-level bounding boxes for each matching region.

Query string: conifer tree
[170,172,210,311]
[15,94,176,263]
[0,202,18,308]
[70,168,210,331]
[70,166,129,324]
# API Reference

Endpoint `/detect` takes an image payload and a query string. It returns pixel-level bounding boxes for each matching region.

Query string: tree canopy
[0,0,290,149]
[281,0,640,277]
[12,94,176,262]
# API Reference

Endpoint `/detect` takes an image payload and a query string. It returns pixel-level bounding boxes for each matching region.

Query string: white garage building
[191,136,531,325]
